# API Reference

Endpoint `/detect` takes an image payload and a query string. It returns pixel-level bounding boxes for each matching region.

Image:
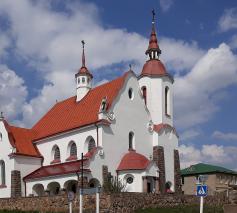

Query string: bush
[102,176,126,193]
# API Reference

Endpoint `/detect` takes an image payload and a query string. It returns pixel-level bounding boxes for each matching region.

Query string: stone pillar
[174,149,182,194]
[142,176,147,193]
[153,146,166,194]
[102,165,109,185]
[11,170,21,197]
[154,177,159,193]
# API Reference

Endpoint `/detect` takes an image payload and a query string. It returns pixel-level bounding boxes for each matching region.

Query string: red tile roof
[3,120,41,157]
[146,26,160,53]
[117,150,150,171]
[76,66,93,79]
[140,59,170,78]
[32,72,130,141]
[154,123,178,137]
[24,160,90,181]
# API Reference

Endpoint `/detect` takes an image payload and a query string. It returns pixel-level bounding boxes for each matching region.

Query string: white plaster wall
[139,76,173,126]
[35,126,97,166]
[154,130,178,191]
[0,121,14,198]
[101,74,153,178]
[118,171,143,192]
[118,163,158,192]
[76,75,92,102]
[26,173,92,196]
[14,156,42,196]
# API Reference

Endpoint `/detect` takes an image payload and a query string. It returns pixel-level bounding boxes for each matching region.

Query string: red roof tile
[32,72,130,141]
[140,59,170,78]
[154,123,178,137]
[24,160,90,181]
[3,120,41,157]
[146,26,160,54]
[117,150,150,171]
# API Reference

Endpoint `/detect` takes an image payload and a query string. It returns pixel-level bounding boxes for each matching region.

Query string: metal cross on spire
[152,9,156,24]
[81,40,86,67]
[0,112,4,120]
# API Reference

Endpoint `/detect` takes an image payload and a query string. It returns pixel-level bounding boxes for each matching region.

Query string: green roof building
[181,163,237,195]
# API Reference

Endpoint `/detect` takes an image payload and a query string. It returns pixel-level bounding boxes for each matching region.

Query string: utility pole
[79,153,83,213]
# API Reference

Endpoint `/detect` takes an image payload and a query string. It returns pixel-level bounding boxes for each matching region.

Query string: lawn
[135,205,224,213]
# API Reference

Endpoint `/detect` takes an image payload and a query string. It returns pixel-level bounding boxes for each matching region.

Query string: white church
[0,15,181,198]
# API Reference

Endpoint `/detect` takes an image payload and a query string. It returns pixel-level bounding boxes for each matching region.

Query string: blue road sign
[197,185,208,197]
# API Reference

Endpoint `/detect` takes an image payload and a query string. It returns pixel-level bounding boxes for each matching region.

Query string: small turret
[75,40,93,102]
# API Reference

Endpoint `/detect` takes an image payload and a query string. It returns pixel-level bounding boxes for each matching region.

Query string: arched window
[0,160,6,186]
[165,86,171,116]
[88,138,96,152]
[70,143,77,157]
[129,132,134,150]
[0,133,2,141]
[82,77,85,83]
[52,145,61,161]
[142,86,147,105]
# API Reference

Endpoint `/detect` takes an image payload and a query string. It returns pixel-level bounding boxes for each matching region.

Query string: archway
[88,178,100,188]
[32,184,44,196]
[64,180,78,193]
[47,182,60,196]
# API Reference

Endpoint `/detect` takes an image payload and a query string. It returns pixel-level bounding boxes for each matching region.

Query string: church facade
[0,16,181,198]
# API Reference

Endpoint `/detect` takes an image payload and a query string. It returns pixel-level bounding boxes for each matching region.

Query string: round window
[128,88,134,100]
[127,176,134,184]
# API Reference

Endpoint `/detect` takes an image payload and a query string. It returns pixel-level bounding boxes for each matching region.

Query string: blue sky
[0,0,237,169]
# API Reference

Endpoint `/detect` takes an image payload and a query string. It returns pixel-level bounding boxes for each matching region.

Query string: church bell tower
[139,10,174,126]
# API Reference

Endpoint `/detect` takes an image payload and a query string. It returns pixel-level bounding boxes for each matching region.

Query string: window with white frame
[0,160,6,186]
[52,145,61,161]
[70,142,77,157]
[88,138,96,152]
[165,86,171,116]
[129,132,135,150]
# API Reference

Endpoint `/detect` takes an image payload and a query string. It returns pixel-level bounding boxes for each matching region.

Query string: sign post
[67,191,74,213]
[79,189,83,213]
[196,184,208,213]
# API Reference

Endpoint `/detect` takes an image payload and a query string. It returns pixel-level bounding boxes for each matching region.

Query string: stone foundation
[0,193,228,213]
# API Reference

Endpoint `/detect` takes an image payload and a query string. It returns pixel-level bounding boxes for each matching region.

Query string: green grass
[135,205,224,213]
[0,211,38,213]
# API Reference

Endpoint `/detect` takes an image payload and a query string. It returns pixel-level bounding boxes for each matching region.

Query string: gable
[32,71,131,141]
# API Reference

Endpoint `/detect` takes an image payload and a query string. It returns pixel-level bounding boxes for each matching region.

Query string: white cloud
[229,34,237,49]
[160,38,204,72]
[179,144,237,169]
[0,65,27,121]
[0,0,207,127]
[0,33,10,58]
[218,8,237,32]
[179,129,201,141]
[212,131,237,141]
[159,0,174,12]
[174,43,237,129]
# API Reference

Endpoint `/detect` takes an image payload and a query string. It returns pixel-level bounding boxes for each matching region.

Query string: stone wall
[11,170,21,197]
[0,192,228,213]
[153,146,166,194]
[174,149,182,193]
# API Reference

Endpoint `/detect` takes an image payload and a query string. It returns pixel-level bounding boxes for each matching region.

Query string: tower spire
[81,40,85,67]
[145,9,161,59]
[152,9,155,29]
